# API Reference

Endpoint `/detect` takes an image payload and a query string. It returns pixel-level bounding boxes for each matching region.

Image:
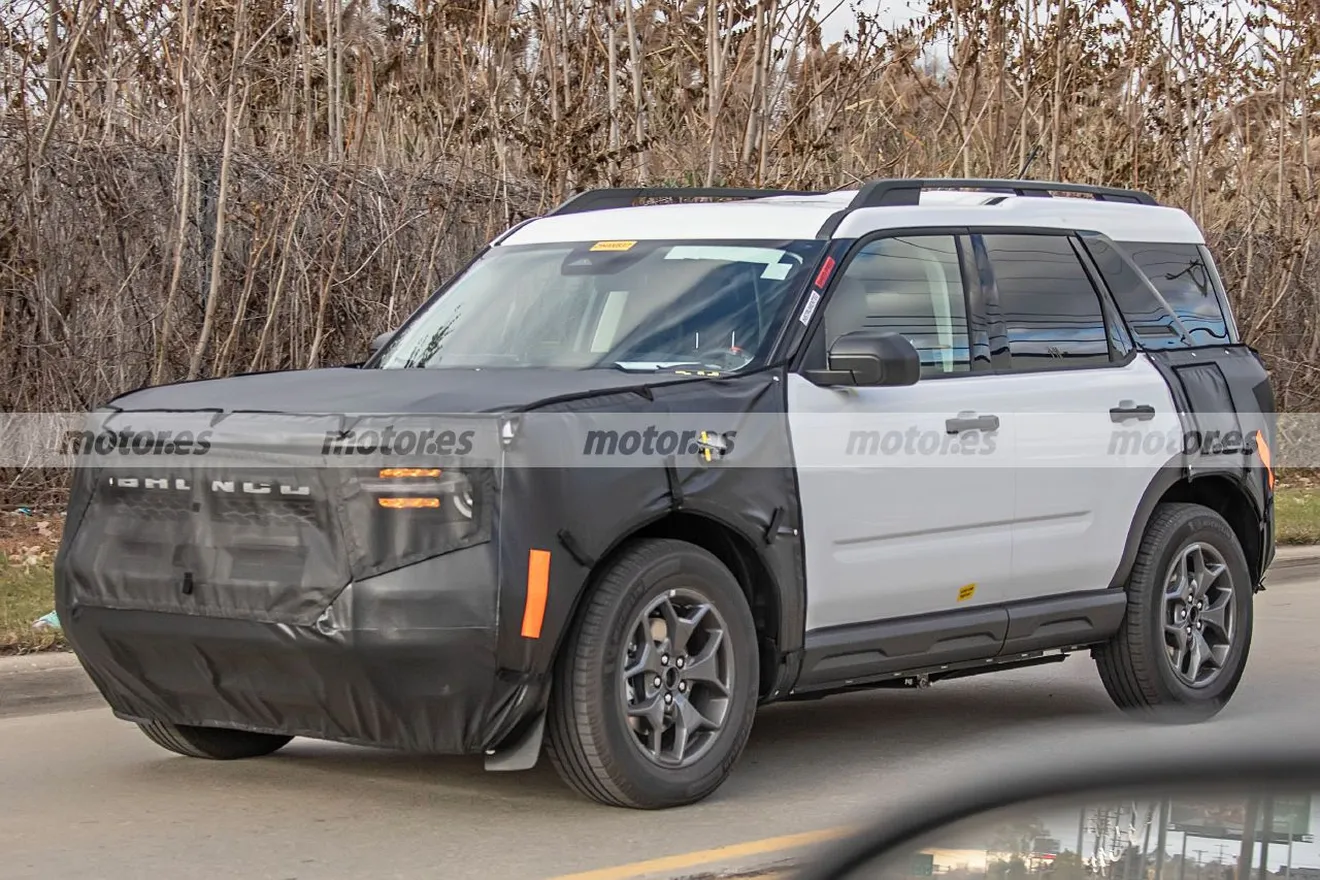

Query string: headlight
[347,466,491,577]
[361,467,475,519]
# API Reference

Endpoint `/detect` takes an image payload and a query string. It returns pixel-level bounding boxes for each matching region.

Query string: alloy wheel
[1162,541,1236,688]
[620,588,735,768]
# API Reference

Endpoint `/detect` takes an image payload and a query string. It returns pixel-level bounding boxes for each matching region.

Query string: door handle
[946,413,1000,434]
[1110,402,1157,422]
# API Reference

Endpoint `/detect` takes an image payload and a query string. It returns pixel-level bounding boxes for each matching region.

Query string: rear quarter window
[1085,239,1234,348]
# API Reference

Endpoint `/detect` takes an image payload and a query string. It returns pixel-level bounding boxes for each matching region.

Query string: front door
[787,233,1017,631]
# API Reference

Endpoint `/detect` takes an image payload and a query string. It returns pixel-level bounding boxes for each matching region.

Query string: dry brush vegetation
[0,0,1318,500]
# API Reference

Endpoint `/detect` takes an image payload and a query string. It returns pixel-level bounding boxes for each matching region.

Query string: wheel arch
[1111,465,1265,590]
[550,509,788,701]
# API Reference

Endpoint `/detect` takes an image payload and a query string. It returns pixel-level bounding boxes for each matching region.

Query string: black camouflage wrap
[53,367,805,754]
[1145,345,1278,579]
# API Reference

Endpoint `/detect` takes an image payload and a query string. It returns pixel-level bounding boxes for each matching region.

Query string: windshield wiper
[611,361,720,373]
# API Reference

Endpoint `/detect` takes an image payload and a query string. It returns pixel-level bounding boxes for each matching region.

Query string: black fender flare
[543,501,804,692]
[1108,457,1265,589]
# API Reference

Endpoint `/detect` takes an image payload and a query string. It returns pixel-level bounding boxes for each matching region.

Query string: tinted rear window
[982,233,1112,370]
[1086,239,1232,347]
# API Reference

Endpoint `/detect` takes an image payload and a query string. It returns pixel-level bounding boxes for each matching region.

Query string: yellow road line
[544,826,854,880]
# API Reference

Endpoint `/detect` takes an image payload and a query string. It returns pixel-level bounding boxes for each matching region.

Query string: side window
[982,234,1112,371]
[1091,240,1232,348]
[822,235,971,378]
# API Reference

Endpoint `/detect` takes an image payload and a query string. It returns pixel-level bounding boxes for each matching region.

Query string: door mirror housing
[369,330,396,357]
[804,330,921,387]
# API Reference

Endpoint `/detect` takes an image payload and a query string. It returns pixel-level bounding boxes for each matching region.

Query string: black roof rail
[547,186,825,216]
[846,178,1160,209]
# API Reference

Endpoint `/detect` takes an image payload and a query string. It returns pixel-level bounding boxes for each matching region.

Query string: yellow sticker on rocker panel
[957,583,976,602]
[590,240,637,252]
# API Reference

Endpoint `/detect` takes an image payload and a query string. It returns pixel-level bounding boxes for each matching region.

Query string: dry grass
[0,0,1317,503]
[0,511,63,654]
[0,561,60,654]
[1275,481,1320,546]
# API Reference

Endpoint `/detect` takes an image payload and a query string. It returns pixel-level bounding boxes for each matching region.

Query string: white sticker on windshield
[761,263,791,280]
[798,291,821,326]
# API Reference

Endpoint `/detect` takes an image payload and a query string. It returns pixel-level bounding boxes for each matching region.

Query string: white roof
[503,198,846,244]
[498,189,1206,247]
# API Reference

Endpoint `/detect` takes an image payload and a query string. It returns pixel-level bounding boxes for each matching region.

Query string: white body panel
[788,357,1180,631]
[787,373,1019,630]
[1004,356,1183,599]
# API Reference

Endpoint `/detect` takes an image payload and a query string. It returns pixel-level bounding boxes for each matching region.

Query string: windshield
[373,239,825,372]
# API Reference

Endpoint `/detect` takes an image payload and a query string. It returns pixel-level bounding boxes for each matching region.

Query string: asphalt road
[4,560,1320,880]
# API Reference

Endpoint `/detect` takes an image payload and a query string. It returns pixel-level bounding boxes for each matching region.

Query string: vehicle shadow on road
[125,662,1119,812]
[724,667,1119,798]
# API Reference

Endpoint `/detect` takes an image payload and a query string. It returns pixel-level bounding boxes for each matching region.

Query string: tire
[546,538,760,809]
[1094,502,1254,723]
[138,721,292,760]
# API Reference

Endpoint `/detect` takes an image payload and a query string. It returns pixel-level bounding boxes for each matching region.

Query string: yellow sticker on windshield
[590,240,637,252]
[957,583,976,602]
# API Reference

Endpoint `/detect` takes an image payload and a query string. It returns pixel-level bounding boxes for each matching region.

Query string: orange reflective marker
[522,549,551,639]
[378,497,440,508]
[1256,430,1275,491]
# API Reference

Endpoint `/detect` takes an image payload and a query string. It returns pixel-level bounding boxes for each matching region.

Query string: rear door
[970,232,1181,601]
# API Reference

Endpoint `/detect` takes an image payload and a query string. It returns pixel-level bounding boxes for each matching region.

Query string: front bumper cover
[59,546,537,754]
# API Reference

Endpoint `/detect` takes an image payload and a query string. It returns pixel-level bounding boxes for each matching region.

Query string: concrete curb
[3,545,1319,719]
[1268,544,1320,569]
[0,650,100,717]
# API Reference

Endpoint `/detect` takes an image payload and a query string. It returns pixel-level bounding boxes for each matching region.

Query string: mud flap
[484,712,546,771]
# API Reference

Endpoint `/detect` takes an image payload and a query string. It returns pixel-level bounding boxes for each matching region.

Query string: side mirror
[369,330,396,357]
[803,330,920,387]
